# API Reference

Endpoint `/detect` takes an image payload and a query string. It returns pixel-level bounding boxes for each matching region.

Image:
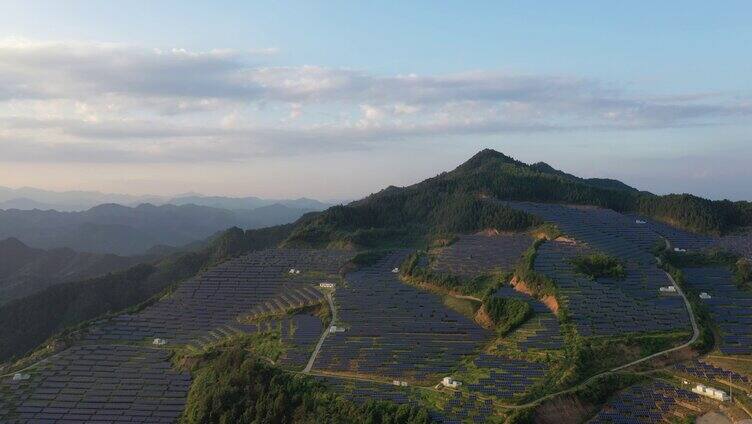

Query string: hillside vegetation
[179,334,432,424]
[285,149,752,249]
[0,225,293,363]
[0,237,151,304]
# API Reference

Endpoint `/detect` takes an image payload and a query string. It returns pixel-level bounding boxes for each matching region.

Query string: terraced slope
[84,249,351,353]
[312,250,489,383]
[682,267,752,355]
[0,345,190,423]
[430,233,533,278]
[0,249,354,422]
[589,381,710,424]
[534,239,689,337]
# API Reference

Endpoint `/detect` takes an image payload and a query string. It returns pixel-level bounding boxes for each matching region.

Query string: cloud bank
[1,38,750,162]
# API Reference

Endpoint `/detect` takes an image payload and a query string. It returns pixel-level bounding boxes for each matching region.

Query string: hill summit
[284,149,752,248]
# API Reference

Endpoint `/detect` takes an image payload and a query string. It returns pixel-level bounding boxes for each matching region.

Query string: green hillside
[0,224,293,362]
[285,149,752,249]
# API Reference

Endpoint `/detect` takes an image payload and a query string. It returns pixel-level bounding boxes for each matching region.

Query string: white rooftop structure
[12,373,30,381]
[391,267,399,273]
[288,268,301,274]
[674,247,688,253]
[659,286,677,293]
[329,325,346,333]
[441,377,462,389]
[319,282,335,289]
[692,384,730,401]
[152,338,167,346]
[699,292,712,300]
[391,380,408,387]
[635,220,647,224]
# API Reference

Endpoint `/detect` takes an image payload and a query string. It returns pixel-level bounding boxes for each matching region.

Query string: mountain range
[0,237,151,305]
[0,202,318,255]
[0,187,332,212]
[1,149,751,363]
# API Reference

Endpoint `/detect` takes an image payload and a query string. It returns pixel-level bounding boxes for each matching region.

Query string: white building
[329,326,346,333]
[153,338,167,346]
[674,248,688,253]
[692,384,730,401]
[12,373,30,381]
[289,268,301,274]
[319,282,335,289]
[391,267,399,273]
[391,380,408,387]
[635,220,647,225]
[441,377,462,388]
[659,286,677,293]
[699,292,712,300]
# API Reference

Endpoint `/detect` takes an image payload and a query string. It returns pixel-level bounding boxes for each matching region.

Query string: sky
[0,1,750,201]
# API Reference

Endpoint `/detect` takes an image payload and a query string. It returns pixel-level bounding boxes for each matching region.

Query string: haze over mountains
[0,237,150,305]
[0,188,332,255]
[0,202,323,255]
[0,186,332,212]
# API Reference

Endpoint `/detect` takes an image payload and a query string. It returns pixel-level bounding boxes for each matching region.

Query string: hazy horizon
[2,1,751,201]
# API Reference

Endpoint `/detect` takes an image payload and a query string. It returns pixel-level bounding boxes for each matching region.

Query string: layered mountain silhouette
[0,202,318,255]
[0,237,150,304]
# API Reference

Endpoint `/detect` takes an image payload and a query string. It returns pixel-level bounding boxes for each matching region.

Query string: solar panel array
[316,376,491,424]
[628,214,752,260]
[0,345,190,423]
[83,249,352,348]
[315,375,414,406]
[312,250,489,382]
[534,240,689,336]
[0,249,355,423]
[502,201,661,261]
[626,214,717,252]
[431,233,532,278]
[674,359,752,386]
[466,354,547,399]
[441,390,493,424]
[590,381,705,424]
[717,232,752,260]
[492,286,564,351]
[682,267,752,355]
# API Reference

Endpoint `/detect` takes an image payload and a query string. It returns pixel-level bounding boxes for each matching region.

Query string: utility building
[692,384,730,401]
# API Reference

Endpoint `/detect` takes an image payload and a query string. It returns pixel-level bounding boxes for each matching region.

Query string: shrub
[485,296,533,334]
[570,254,626,280]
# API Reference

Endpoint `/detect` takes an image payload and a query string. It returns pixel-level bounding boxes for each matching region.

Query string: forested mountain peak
[284,149,752,248]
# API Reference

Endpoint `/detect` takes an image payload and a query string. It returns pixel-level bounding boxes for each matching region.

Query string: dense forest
[0,224,293,363]
[284,149,752,249]
[179,335,433,424]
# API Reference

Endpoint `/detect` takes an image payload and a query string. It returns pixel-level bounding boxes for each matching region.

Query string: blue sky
[0,1,750,201]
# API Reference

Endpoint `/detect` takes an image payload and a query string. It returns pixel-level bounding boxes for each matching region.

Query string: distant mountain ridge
[0,186,332,212]
[0,237,149,304]
[0,202,316,255]
[168,195,331,211]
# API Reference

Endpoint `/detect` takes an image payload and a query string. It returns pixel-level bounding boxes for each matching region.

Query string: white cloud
[1,38,751,163]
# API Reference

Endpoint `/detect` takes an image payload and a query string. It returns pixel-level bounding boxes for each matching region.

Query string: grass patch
[400,251,505,298]
[570,253,626,280]
[442,296,481,321]
[485,296,533,335]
